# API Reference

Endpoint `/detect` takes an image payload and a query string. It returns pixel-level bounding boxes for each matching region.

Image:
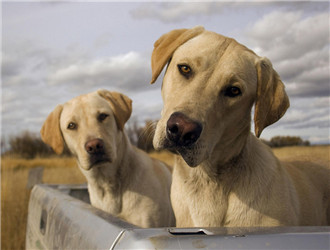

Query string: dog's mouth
[80,154,111,171]
[89,154,112,167]
[177,147,200,167]
[163,139,205,167]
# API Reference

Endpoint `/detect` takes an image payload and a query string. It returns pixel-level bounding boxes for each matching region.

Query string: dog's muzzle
[166,112,202,147]
[84,138,111,168]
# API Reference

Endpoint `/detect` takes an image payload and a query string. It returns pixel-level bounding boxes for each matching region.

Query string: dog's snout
[85,139,105,155]
[166,112,202,147]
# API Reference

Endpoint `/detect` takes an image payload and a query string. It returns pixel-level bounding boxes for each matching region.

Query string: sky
[1,1,330,145]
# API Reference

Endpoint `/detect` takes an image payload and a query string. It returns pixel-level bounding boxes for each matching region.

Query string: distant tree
[260,138,272,147]
[4,131,71,158]
[6,131,50,158]
[126,119,156,152]
[1,137,7,154]
[269,136,310,147]
[125,119,140,147]
[137,120,156,152]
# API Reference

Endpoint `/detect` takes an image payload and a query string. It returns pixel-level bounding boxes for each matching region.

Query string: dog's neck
[191,133,275,183]
[80,131,136,215]
[207,121,251,173]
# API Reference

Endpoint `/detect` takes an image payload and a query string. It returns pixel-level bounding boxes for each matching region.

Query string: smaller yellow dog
[41,89,175,228]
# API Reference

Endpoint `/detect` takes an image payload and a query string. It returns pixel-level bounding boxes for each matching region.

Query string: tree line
[261,136,310,148]
[1,121,310,159]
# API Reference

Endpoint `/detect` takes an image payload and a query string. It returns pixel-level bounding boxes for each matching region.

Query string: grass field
[1,146,329,249]
[1,157,85,250]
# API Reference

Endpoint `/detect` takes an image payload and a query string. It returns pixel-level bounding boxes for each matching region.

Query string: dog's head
[40,90,132,170]
[150,27,289,167]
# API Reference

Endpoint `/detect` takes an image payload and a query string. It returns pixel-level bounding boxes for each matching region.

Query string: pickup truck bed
[26,184,330,249]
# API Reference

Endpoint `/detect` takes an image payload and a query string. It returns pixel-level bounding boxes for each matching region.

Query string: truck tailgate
[26,184,330,249]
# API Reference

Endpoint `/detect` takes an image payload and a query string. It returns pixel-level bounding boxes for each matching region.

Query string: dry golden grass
[1,163,30,250]
[1,156,85,250]
[273,145,330,166]
[150,145,330,167]
[149,150,176,167]
[1,145,329,249]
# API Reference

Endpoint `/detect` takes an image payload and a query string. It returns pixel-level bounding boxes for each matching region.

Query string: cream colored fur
[151,27,330,227]
[40,90,175,228]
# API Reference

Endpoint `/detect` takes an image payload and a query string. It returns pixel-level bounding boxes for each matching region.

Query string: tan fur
[40,105,64,154]
[40,90,175,228]
[151,26,205,84]
[151,27,330,227]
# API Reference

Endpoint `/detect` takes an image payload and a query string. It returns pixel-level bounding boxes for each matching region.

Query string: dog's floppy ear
[97,89,132,130]
[150,26,205,84]
[40,105,64,154]
[254,57,290,137]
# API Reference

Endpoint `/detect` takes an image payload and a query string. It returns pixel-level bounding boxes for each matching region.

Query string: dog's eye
[67,122,77,130]
[178,64,192,77]
[98,113,109,122]
[224,86,241,97]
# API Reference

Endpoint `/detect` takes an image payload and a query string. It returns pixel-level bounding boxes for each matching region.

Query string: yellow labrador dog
[40,89,175,228]
[150,26,330,227]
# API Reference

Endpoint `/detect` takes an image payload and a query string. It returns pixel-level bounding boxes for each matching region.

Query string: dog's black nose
[85,139,105,155]
[166,112,202,147]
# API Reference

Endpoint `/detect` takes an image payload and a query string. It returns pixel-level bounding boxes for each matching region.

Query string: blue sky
[2,1,329,144]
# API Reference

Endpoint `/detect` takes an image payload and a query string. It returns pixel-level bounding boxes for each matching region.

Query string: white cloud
[311,97,330,109]
[93,32,113,50]
[278,96,330,130]
[257,95,329,144]
[247,11,329,60]
[2,41,159,138]
[274,48,328,81]
[131,2,227,23]
[245,10,329,98]
[282,109,329,129]
[2,2,329,145]
[309,135,330,144]
[2,54,23,78]
[131,2,328,24]
[248,11,302,46]
[48,51,151,92]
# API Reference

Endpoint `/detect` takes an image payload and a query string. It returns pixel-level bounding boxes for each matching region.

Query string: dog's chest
[88,183,122,215]
[172,170,230,227]
[191,182,229,227]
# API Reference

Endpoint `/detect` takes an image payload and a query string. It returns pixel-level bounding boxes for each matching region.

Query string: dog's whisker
[137,121,157,150]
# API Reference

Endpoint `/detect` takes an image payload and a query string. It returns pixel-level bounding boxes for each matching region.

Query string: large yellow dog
[150,26,330,227]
